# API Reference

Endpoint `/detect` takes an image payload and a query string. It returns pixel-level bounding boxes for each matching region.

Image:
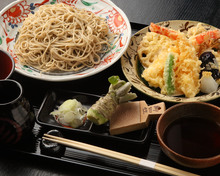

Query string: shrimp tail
[195,29,220,45]
[149,22,179,40]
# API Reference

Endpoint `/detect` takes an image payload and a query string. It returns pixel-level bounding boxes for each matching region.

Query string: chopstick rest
[43,134,199,176]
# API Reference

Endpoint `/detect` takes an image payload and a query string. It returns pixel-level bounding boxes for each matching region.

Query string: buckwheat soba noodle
[14,3,114,72]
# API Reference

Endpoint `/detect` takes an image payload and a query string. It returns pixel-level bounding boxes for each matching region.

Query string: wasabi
[87,76,137,125]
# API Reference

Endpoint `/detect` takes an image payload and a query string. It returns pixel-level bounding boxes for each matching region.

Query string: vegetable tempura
[138,22,220,97]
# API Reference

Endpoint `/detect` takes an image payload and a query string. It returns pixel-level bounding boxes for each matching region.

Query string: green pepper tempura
[164,53,175,95]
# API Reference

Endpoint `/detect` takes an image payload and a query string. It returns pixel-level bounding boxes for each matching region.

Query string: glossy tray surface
[2,23,218,176]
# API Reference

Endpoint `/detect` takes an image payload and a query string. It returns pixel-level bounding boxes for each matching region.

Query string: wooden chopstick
[43,134,199,176]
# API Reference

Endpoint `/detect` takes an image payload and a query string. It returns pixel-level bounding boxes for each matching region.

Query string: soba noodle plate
[15,3,114,72]
[0,0,131,81]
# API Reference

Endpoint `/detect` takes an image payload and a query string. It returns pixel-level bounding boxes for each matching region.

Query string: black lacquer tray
[1,23,219,176]
[4,91,219,176]
[3,88,156,176]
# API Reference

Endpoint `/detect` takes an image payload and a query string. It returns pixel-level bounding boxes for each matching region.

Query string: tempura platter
[121,20,220,102]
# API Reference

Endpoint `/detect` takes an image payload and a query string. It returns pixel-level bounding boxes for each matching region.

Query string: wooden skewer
[43,134,199,176]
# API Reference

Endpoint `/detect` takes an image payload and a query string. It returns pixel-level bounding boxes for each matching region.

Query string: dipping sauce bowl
[156,102,220,168]
[0,79,35,144]
[0,49,15,79]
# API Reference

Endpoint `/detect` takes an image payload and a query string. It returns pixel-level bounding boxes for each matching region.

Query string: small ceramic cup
[0,79,35,144]
[156,102,220,168]
[0,49,15,79]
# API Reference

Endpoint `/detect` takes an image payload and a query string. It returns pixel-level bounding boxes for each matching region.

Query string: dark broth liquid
[0,52,13,79]
[163,117,220,158]
[0,81,21,104]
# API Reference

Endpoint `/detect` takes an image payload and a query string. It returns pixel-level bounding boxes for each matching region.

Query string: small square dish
[36,90,96,132]
[36,89,154,145]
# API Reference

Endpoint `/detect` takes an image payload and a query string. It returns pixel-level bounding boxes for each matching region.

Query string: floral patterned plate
[0,0,131,81]
[121,20,220,103]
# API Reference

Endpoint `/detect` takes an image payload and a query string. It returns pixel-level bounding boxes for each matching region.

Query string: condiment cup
[156,102,220,168]
[0,49,15,79]
[0,79,35,144]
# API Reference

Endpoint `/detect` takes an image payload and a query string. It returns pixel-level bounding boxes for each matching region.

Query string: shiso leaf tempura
[87,76,137,125]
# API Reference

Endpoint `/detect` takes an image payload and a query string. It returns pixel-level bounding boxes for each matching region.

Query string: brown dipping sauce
[0,51,13,79]
[163,117,220,158]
